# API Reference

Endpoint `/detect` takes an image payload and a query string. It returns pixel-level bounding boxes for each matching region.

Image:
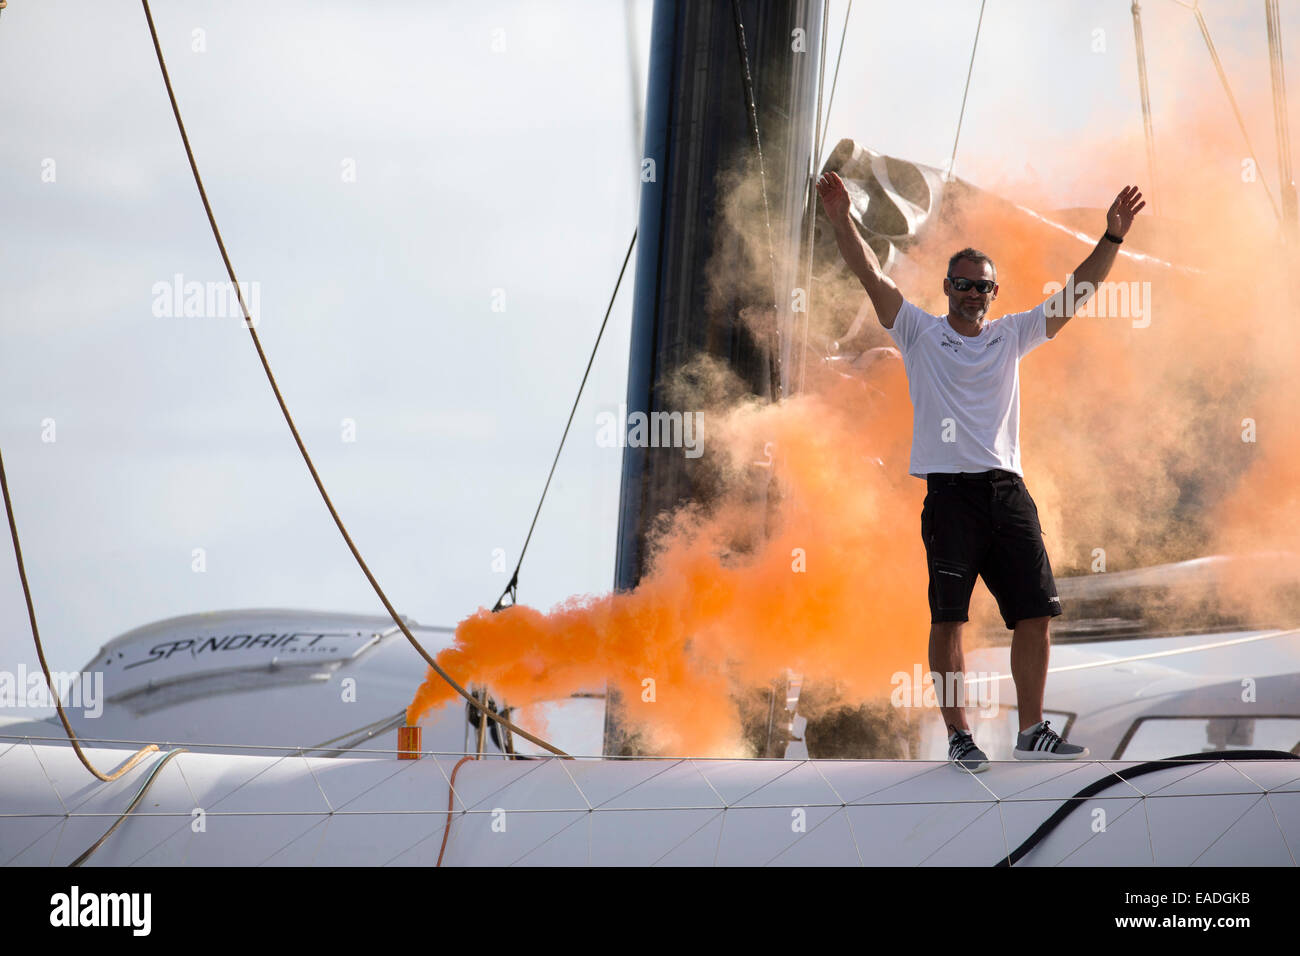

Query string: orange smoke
[407,363,927,754]
[409,92,1299,756]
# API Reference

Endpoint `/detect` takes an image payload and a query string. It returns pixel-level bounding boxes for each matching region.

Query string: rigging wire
[1265,0,1293,185]
[815,0,853,163]
[799,0,852,396]
[1265,0,1297,234]
[492,228,637,612]
[303,709,407,757]
[796,0,832,397]
[946,0,986,183]
[730,0,784,402]
[1130,1,1160,216]
[0,446,160,783]
[1190,2,1281,222]
[137,0,567,758]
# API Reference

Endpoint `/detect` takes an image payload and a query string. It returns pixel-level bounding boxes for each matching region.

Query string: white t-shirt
[886,298,1050,478]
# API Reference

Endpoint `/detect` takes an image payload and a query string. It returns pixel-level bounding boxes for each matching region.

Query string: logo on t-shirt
[986,334,1004,348]
[940,332,963,353]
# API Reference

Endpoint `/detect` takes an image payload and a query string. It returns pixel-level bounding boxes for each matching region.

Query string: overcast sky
[1,0,1291,677]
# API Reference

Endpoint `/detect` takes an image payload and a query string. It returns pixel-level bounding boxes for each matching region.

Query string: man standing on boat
[816,171,1144,772]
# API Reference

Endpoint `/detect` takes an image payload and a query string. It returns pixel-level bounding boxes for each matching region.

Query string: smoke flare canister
[398,725,421,760]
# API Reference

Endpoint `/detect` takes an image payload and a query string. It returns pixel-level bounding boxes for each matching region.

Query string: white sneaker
[1013,720,1089,760]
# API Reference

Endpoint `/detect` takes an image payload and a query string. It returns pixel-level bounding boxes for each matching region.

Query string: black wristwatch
[1103,230,1124,244]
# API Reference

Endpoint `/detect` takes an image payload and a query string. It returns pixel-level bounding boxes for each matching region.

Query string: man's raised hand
[1107,185,1146,239]
[817,171,852,224]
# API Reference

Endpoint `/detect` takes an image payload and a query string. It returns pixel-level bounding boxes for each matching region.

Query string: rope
[946,0,986,183]
[730,0,783,401]
[1191,4,1281,222]
[492,228,637,612]
[69,748,188,867]
[436,755,476,866]
[137,0,568,758]
[0,446,160,782]
[994,749,1300,867]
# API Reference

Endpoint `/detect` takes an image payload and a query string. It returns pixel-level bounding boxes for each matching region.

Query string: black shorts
[920,470,1062,629]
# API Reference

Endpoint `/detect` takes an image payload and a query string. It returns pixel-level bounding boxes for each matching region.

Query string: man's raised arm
[1044,185,1146,338]
[817,171,903,329]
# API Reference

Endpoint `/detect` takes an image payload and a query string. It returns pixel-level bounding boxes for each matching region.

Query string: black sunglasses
[947,276,995,293]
